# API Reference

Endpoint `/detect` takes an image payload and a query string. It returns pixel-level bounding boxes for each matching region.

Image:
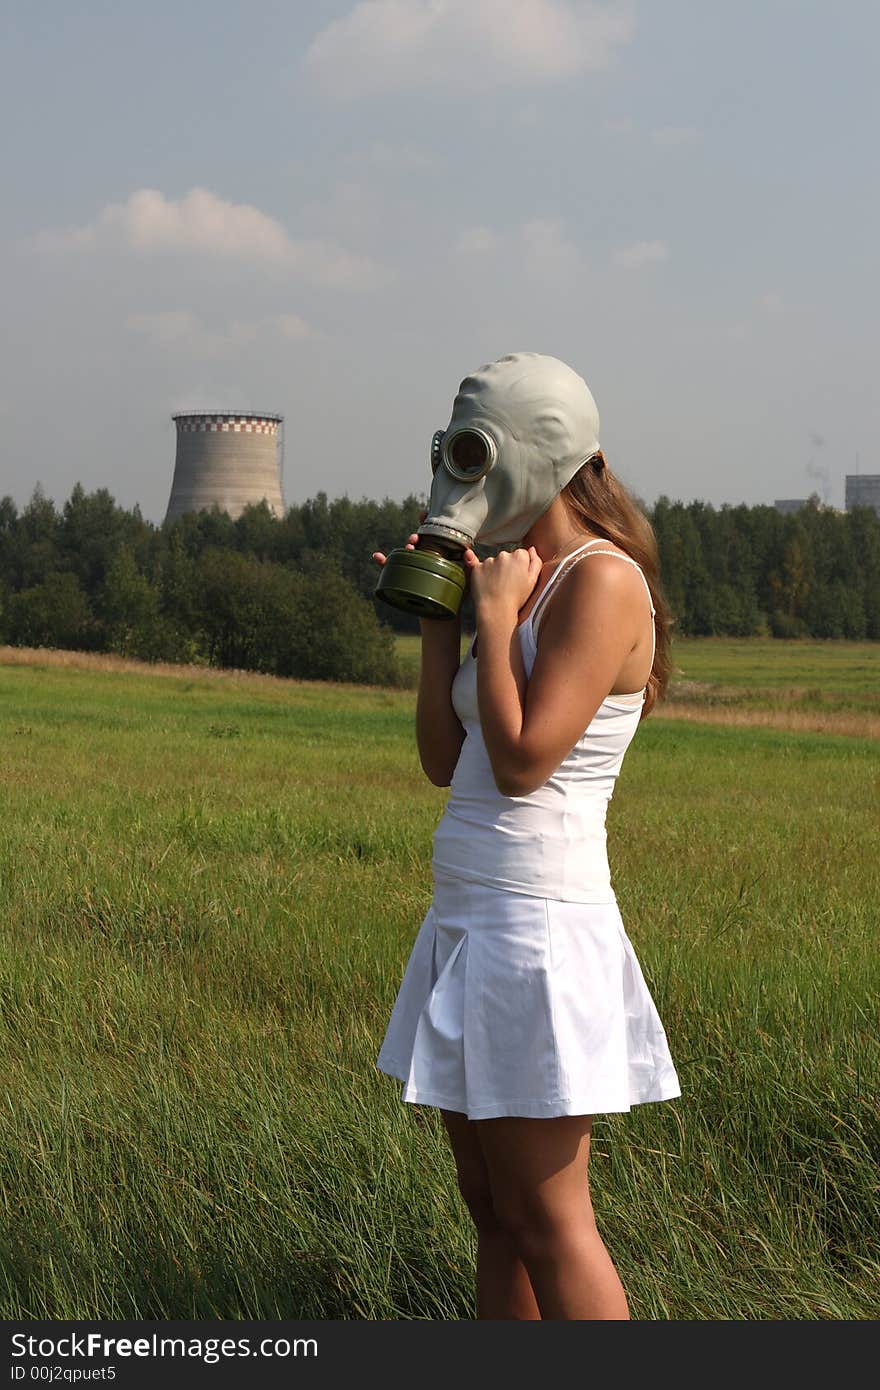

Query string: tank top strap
[530,543,657,669]
[528,539,609,633]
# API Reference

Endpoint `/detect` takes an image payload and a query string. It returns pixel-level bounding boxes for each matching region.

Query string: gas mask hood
[374,351,602,620]
[419,351,601,549]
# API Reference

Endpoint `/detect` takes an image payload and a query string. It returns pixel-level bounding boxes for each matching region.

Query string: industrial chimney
[164,411,285,524]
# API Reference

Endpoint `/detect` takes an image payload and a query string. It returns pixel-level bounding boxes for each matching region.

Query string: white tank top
[431,540,657,903]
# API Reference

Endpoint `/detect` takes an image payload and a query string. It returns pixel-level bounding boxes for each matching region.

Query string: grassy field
[1,642,878,1319]
[397,634,880,736]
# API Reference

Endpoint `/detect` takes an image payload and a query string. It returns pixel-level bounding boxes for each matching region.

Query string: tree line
[0,483,878,686]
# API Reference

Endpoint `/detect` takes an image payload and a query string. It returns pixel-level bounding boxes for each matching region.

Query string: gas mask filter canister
[374,351,602,620]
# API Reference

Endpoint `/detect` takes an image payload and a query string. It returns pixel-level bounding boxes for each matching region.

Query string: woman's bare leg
[439,1108,541,1319]
[475,1114,629,1320]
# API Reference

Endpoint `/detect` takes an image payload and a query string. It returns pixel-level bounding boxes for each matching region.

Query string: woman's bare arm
[469,549,642,797]
[372,526,466,788]
[415,617,466,786]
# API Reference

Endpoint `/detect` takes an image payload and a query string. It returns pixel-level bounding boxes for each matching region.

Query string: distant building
[165,411,285,524]
[845,474,880,518]
[774,499,809,514]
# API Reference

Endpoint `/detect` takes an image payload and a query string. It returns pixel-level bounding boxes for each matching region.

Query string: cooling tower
[165,411,285,524]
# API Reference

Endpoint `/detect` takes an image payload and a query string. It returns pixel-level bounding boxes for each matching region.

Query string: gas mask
[375,352,601,619]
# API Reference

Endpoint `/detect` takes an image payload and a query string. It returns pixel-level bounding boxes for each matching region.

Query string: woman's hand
[371,511,427,567]
[463,545,543,621]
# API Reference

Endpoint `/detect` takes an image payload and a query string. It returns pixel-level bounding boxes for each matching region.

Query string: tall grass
[0,649,877,1318]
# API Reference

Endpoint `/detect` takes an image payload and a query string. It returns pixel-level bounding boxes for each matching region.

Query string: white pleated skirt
[376,869,681,1120]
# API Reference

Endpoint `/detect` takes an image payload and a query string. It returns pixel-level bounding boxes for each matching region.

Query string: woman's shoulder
[540,542,645,632]
[564,539,643,589]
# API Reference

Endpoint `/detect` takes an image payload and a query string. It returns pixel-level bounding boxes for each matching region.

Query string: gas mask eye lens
[449,433,487,473]
[443,427,496,482]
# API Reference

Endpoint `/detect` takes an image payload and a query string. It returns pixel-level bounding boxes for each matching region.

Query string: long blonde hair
[560,453,672,717]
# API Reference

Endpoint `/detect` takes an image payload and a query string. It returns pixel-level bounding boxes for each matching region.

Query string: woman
[372,364,680,1321]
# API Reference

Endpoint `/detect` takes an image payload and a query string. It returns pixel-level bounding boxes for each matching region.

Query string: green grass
[669,637,880,693]
[397,632,880,707]
[1,650,878,1319]
[668,638,880,723]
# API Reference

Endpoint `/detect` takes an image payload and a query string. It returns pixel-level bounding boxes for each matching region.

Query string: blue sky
[2,1,878,521]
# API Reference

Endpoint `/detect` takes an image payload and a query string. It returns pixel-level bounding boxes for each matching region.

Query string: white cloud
[305,0,636,98]
[169,382,249,415]
[127,311,208,350]
[759,290,784,315]
[728,295,784,338]
[650,125,700,147]
[455,218,584,281]
[35,188,291,264]
[603,115,634,134]
[361,140,432,171]
[34,187,387,289]
[127,310,317,358]
[520,218,584,279]
[456,226,501,254]
[613,239,669,269]
[274,313,313,340]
